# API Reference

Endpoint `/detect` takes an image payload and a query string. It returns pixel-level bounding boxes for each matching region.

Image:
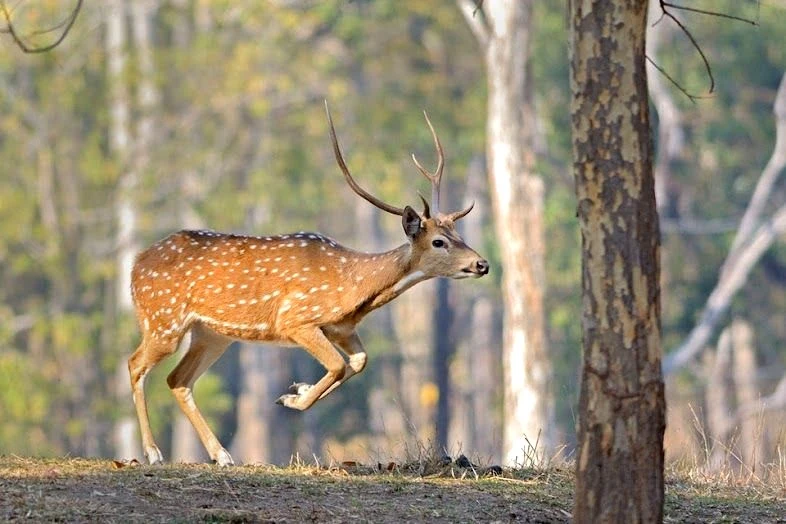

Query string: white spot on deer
[271,268,279,274]
[240,284,248,290]
[226,283,235,289]
[262,294,271,301]
[272,290,280,297]
[319,266,326,271]
[311,305,320,311]
[249,298,258,304]
[337,286,344,292]
[286,242,294,247]
[274,257,282,262]
[320,284,329,291]
[331,307,341,313]
[170,297,176,304]
[309,287,318,293]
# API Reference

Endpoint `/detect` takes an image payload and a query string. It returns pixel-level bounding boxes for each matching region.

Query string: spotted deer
[128,103,489,466]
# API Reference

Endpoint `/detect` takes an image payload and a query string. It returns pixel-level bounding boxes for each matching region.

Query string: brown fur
[128,216,487,465]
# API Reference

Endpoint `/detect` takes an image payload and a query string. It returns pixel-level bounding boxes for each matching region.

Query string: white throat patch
[393,270,428,293]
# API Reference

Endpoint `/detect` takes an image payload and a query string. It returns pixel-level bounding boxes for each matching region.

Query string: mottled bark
[571,1,665,522]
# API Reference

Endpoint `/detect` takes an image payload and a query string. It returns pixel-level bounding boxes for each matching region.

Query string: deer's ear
[402,206,423,239]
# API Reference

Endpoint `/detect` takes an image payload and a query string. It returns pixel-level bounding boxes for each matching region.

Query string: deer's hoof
[276,393,304,410]
[214,449,235,467]
[145,446,164,465]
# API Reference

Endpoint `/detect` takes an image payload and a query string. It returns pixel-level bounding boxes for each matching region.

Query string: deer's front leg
[276,327,346,410]
[317,329,367,400]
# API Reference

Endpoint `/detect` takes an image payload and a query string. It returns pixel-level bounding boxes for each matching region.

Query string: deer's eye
[432,238,446,248]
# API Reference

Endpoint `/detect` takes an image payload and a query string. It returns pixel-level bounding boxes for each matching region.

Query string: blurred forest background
[1,0,785,471]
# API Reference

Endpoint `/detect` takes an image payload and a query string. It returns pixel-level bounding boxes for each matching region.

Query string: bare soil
[1,456,784,522]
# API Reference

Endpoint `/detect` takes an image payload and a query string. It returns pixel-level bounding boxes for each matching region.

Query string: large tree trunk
[570,1,665,522]
[459,0,554,466]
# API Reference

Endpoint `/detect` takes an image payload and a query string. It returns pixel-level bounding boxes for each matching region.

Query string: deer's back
[131,230,359,342]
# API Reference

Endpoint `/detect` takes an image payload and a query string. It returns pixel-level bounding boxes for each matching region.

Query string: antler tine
[325,101,405,217]
[445,200,474,222]
[411,110,445,215]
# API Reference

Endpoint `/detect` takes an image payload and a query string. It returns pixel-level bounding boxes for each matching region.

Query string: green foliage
[0,0,784,460]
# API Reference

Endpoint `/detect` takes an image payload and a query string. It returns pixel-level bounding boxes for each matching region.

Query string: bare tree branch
[661,1,759,27]
[723,74,786,269]
[663,73,786,375]
[1,0,82,53]
[658,2,715,94]
[456,0,489,49]
[652,1,759,99]
[664,205,786,374]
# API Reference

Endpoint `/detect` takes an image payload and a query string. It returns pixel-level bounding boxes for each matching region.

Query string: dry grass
[1,453,784,523]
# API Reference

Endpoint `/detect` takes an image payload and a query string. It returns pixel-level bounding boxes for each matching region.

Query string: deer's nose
[474,259,489,275]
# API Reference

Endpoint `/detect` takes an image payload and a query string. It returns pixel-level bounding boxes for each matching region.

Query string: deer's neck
[347,243,428,316]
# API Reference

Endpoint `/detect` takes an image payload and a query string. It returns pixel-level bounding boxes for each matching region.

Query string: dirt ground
[1,456,784,523]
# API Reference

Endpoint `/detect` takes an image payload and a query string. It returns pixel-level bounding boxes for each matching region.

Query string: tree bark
[458,0,554,466]
[571,1,665,522]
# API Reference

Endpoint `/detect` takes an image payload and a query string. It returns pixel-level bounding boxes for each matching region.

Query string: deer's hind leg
[317,329,367,400]
[276,326,346,410]
[166,323,233,466]
[128,333,181,465]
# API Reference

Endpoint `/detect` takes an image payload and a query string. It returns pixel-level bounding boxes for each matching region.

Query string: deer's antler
[411,110,445,215]
[325,101,405,216]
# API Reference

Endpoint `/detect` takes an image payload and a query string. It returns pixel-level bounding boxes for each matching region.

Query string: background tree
[458,0,554,466]
[570,1,665,522]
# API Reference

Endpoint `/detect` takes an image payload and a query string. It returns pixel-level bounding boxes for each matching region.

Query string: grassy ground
[1,456,784,523]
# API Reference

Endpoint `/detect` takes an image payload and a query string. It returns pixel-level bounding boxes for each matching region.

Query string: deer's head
[326,102,489,280]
